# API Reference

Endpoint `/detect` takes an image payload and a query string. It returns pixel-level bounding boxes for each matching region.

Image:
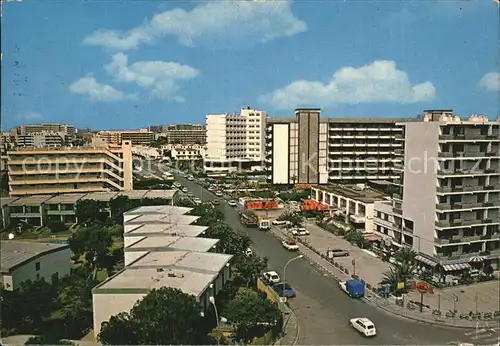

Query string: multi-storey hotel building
[265,109,414,186]
[204,106,267,174]
[150,124,206,145]
[97,129,154,146]
[373,110,500,270]
[7,139,133,196]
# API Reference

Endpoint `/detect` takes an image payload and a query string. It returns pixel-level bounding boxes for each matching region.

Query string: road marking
[466,329,489,336]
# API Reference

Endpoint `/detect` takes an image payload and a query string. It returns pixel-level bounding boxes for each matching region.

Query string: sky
[2,0,499,130]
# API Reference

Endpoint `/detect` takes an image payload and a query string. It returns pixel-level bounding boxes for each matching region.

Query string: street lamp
[282,255,303,302]
[209,296,219,328]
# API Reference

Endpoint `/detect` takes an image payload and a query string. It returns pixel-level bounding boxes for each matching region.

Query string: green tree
[75,199,107,225]
[98,288,203,345]
[234,254,268,287]
[344,229,365,248]
[68,226,113,278]
[224,288,281,343]
[47,220,68,233]
[207,223,251,256]
[278,212,303,227]
[394,248,417,265]
[109,196,133,223]
[191,204,224,226]
[381,262,416,290]
[25,335,74,345]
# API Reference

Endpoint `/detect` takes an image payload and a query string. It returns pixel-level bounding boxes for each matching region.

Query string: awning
[442,263,471,272]
[469,256,485,263]
[415,254,438,268]
[363,233,381,242]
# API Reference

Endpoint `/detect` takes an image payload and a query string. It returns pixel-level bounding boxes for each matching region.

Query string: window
[35,262,41,271]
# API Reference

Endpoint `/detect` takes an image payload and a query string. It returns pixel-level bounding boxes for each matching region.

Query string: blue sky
[2,0,499,130]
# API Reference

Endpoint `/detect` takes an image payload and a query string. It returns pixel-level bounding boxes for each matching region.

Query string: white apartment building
[373,110,500,271]
[161,144,207,161]
[204,106,267,174]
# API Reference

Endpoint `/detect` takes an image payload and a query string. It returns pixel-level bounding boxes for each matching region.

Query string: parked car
[291,228,309,236]
[282,239,299,251]
[273,282,296,298]
[182,187,188,193]
[263,271,281,284]
[227,200,238,207]
[349,317,376,337]
[327,249,350,257]
[211,199,220,206]
[214,191,223,197]
[272,220,286,225]
[192,197,202,205]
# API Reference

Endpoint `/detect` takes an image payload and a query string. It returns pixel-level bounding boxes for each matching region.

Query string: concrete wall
[272,124,290,184]
[93,292,146,339]
[402,122,440,256]
[1,247,71,291]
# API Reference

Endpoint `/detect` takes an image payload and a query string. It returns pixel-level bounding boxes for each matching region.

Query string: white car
[282,240,299,251]
[193,197,202,204]
[272,220,286,225]
[214,191,223,197]
[182,188,188,193]
[263,271,281,284]
[292,228,309,236]
[350,317,376,337]
[227,200,238,207]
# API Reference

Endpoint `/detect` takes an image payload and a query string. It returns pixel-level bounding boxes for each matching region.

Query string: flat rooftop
[124,205,192,215]
[314,184,388,204]
[1,241,69,272]
[124,213,199,225]
[125,224,208,237]
[116,190,149,200]
[268,117,417,124]
[45,193,86,204]
[143,190,178,199]
[128,250,232,274]
[93,267,215,298]
[81,192,119,201]
[8,195,53,206]
[126,236,219,253]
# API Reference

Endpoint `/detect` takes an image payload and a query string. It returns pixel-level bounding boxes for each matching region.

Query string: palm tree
[381,261,416,290]
[394,248,417,266]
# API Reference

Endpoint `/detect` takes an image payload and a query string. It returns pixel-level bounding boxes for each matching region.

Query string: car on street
[173,182,181,188]
[272,220,286,225]
[187,192,195,198]
[273,282,296,298]
[227,200,238,207]
[214,191,223,197]
[291,228,310,236]
[192,197,202,205]
[182,187,188,193]
[211,199,220,206]
[328,249,350,257]
[282,239,299,251]
[349,317,376,337]
[187,175,194,181]
[263,271,281,284]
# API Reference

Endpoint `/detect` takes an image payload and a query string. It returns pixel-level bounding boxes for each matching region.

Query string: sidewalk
[269,224,500,329]
[275,302,299,345]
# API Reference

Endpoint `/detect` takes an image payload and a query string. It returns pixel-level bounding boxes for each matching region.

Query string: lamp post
[282,255,303,302]
[209,296,219,328]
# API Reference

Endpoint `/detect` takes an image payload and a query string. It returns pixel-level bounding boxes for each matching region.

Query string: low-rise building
[97,130,154,146]
[161,143,207,161]
[44,193,86,224]
[8,195,52,227]
[312,183,389,233]
[1,241,71,291]
[124,236,219,266]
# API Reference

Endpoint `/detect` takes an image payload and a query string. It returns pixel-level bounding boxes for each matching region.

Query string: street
[158,168,482,345]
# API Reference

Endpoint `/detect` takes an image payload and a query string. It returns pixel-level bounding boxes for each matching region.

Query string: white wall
[124,251,148,266]
[402,122,440,256]
[1,248,71,291]
[93,292,146,339]
[272,124,289,184]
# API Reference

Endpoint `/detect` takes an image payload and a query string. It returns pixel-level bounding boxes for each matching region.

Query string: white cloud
[84,0,306,50]
[104,53,200,102]
[69,75,136,101]
[16,111,42,121]
[478,72,500,92]
[259,60,436,109]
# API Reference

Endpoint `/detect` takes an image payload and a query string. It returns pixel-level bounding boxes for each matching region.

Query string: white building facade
[204,106,267,174]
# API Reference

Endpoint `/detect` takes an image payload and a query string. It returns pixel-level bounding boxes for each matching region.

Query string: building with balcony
[265,109,414,186]
[97,129,154,146]
[1,240,71,291]
[204,106,267,174]
[7,195,52,227]
[312,183,389,234]
[373,110,500,271]
[151,124,207,145]
[161,143,207,161]
[7,140,133,196]
[15,123,76,136]
[16,132,74,148]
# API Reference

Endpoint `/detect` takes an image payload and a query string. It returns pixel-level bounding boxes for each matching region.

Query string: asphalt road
[156,168,476,345]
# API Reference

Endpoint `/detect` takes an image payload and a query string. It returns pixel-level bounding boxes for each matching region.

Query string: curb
[269,226,498,330]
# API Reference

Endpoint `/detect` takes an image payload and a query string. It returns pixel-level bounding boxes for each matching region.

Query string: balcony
[9,212,42,218]
[395,149,404,155]
[47,209,76,216]
[485,151,498,157]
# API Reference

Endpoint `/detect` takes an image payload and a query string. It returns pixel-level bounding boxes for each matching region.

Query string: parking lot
[273,221,390,287]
